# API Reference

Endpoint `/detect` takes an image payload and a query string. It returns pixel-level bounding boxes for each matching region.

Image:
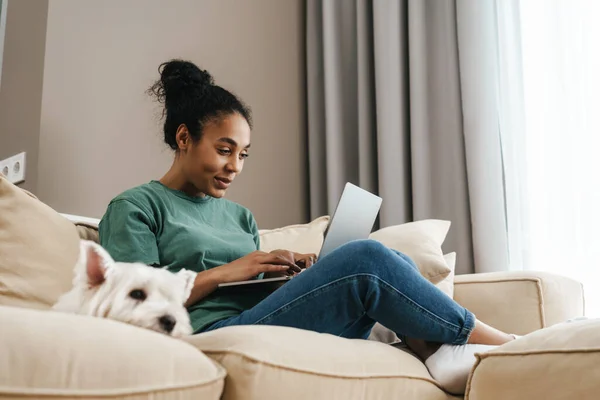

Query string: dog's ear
[175,269,197,304]
[77,240,115,286]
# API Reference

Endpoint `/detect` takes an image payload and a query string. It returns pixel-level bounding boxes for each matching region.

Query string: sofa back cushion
[258,216,331,254]
[260,217,452,285]
[0,176,80,309]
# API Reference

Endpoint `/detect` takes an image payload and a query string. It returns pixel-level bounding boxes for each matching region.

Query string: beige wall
[0,0,48,193]
[36,0,307,229]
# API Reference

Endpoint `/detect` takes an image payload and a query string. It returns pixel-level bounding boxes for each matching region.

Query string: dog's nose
[159,315,176,333]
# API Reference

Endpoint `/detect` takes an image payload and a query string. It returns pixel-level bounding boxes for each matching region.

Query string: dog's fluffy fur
[53,240,196,337]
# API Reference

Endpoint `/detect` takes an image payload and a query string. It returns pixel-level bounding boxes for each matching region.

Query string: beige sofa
[1,175,597,399]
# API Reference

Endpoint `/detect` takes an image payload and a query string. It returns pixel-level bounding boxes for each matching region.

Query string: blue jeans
[203,239,475,344]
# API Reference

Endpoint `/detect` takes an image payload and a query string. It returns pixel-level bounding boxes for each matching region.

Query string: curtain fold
[307,0,512,274]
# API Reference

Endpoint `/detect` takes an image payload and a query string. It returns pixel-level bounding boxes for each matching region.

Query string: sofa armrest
[0,305,224,398]
[453,271,584,335]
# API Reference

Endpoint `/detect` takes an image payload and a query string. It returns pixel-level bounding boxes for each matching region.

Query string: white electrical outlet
[0,152,26,184]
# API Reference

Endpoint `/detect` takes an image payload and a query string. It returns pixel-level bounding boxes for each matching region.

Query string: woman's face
[179,113,251,198]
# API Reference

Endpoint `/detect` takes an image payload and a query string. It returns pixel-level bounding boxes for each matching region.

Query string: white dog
[53,240,197,338]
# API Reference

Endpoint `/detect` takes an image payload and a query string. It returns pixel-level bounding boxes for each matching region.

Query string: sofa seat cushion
[0,305,225,399]
[467,318,600,400]
[186,325,456,400]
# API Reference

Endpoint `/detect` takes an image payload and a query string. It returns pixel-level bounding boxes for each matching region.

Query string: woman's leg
[204,239,510,347]
[203,239,515,394]
[382,251,515,394]
[387,250,514,349]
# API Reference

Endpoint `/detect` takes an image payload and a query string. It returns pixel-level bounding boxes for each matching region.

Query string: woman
[99,59,516,394]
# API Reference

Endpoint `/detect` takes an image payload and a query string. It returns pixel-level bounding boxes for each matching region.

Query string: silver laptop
[218,182,382,288]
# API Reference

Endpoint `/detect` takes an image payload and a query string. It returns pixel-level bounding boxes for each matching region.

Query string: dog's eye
[129,289,147,301]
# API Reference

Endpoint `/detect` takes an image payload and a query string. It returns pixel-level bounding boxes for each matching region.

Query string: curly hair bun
[150,59,213,108]
[148,58,252,150]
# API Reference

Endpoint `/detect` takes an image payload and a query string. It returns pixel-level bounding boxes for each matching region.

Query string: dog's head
[53,240,196,338]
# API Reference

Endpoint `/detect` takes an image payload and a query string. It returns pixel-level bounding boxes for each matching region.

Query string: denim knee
[390,249,419,271]
[334,239,414,275]
[338,239,388,260]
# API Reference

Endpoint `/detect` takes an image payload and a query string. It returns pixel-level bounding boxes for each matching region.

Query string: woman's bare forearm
[183,252,295,307]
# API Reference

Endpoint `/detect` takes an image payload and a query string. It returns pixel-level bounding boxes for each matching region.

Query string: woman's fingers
[274,250,296,264]
[270,255,301,274]
[263,264,291,273]
[260,253,298,269]
[298,253,318,268]
[283,261,302,274]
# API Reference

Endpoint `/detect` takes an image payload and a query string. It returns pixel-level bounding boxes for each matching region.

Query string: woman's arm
[184,251,301,307]
[184,268,222,307]
[99,200,161,266]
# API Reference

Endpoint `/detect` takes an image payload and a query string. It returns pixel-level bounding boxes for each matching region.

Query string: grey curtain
[306,0,510,275]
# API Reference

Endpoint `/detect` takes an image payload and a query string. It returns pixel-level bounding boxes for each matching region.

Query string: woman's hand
[214,250,302,283]
[185,251,301,307]
[265,250,318,278]
[293,252,318,269]
[185,251,313,307]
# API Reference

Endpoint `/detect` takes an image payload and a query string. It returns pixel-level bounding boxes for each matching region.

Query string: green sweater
[99,180,268,332]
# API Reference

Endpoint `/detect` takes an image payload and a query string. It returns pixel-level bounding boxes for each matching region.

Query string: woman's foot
[423,333,521,394]
[404,319,519,394]
[424,343,497,394]
[467,319,515,345]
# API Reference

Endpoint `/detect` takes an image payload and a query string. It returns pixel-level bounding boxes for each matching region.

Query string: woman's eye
[129,289,147,301]
[217,148,231,155]
[240,153,249,159]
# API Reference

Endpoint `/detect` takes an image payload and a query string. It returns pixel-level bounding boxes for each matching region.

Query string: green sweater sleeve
[248,212,260,250]
[99,199,160,266]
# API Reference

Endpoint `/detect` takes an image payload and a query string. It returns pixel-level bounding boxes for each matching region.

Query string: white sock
[424,344,496,395]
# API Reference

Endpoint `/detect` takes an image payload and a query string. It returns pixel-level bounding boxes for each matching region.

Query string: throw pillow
[259,216,330,255]
[0,176,80,309]
[436,252,456,299]
[369,219,452,284]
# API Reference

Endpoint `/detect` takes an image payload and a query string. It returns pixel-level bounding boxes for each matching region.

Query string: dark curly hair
[148,59,252,150]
